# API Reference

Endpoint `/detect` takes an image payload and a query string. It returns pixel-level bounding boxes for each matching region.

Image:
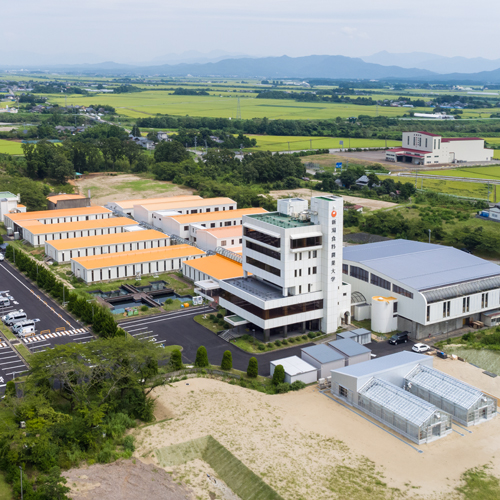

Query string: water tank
[13,232,19,240]
[7,227,13,236]
[371,296,397,333]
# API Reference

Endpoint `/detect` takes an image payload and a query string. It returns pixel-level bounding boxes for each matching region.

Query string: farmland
[424,165,500,181]
[0,139,23,155]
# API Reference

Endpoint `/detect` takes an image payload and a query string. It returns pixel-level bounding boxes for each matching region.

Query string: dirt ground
[269,188,397,211]
[74,173,194,206]
[127,358,500,500]
[63,459,194,500]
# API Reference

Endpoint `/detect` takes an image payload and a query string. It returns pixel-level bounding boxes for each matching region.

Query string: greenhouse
[357,378,452,444]
[404,365,497,427]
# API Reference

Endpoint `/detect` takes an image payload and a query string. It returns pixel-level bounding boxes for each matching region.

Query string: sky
[1,0,499,65]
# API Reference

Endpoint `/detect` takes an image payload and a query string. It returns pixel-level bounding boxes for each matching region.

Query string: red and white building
[386,131,494,165]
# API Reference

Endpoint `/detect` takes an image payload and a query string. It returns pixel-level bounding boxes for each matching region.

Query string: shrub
[272,365,285,385]
[122,435,135,452]
[165,298,174,305]
[5,380,16,398]
[282,339,288,345]
[274,340,282,347]
[288,337,295,343]
[258,344,265,351]
[194,346,209,367]
[302,335,308,340]
[140,305,148,312]
[462,332,475,342]
[242,334,250,340]
[267,343,273,348]
[247,357,258,378]
[209,314,215,320]
[221,350,232,371]
[275,382,291,394]
[223,322,230,329]
[290,380,306,391]
[216,313,223,319]
[170,349,183,370]
[307,332,315,339]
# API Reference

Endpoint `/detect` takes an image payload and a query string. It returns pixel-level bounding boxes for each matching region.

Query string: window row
[246,240,281,260]
[290,235,322,249]
[246,256,281,277]
[243,227,280,248]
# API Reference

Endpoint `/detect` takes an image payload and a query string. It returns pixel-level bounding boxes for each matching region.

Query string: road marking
[121,308,211,329]
[127,327,148,332]
[0,355,19,361]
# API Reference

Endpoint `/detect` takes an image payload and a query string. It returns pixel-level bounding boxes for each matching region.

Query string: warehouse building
[21,217,138,247]
[45,229,169,263]
[404,364,497,426]
[47,193,90,210]
[195,225,243,253]
[270,356,318,385]
[330,352,452,444]
[385,131,493,165]
[219,197,351,341]
[301,344,346,378]
[105,195,202,216]
[4,206,112,231]
[163,208,268,242]
[71,244,205,284]
[135,197,237,226]
[327,338,371,366]
[343,239,500,338]
[0,192,26,223]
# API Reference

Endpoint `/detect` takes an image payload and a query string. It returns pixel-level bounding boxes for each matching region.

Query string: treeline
[171,88,209,96]
[171,128,257,148]
[0,170,56,211]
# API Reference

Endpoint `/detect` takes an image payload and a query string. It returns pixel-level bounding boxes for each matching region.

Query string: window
[211,223,216,228]
[291,236,322,249]
[407,136,410,145]
[393,302,398,314]
[244,226,280,248]
[308,268,311,275]
[215,207,219,211]
[350,266,368,282]
[339,386,348,398]
[294,270,297,277]
[246,256,280,276]
[482,293,489,308]
[308,284,312,292]
[191,209,198,214]
[425,138,428,148]
[246,241,280,260]
[342,264,349,275]
[239,238,242,244]
[221,240,227,247]
[312,267,317,274]
[443,301,450,318]
[184,225,189,231]
[427,305,430,322]
[392,284,413,299]
[206,208,211,212]
[463,297,470,313]
[312,250,317,258]
[371,273,391,290]
[299,285,302,294]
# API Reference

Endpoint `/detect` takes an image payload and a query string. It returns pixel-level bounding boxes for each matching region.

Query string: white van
[0,296,10,308]
[17,325,36,337]
[2,310,27,326]
[12,320,35,335]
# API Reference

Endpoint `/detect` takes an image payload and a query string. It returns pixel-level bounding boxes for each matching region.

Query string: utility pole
[236,97,241,120]
[415,170,418,189]
[309,139,312,151]
[428,229,431,244]
[20,466,23,500]
[194,136,197,151]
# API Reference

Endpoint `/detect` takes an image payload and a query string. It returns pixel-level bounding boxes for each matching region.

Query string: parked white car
[412,343,431,353]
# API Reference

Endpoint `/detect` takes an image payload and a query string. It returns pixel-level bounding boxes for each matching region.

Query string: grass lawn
[14,344,32,363]
[424,165,500,181]
[231,333,325,353]
[0,139,23,155]
[194,313,223,334]
[0,473,12,500]
[0,323,16,342]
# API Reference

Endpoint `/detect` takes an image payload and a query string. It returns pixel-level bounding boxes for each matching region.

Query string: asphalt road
[0,341,28,388]
[119,307,313,376]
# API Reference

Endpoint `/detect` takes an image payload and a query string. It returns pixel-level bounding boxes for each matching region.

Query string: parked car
[2,309,27,326]
[388,331,409,345]
[0,253,4,261]
[412,343,431,353]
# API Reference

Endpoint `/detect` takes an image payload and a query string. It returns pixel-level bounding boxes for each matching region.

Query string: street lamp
[428,229,431,244]
[19,466,23,500]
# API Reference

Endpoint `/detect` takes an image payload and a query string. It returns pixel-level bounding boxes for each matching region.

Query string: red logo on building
[331,210,337,217]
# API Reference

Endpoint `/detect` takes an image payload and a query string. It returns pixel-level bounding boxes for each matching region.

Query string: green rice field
[425,164,500,181]
[0,139,24,155]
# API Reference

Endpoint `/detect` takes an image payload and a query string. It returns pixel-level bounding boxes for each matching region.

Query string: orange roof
[136,197,235,212]
[17,204,26,208]
[183,255,245,280]
[47,194,86,203]
[72,244,205,270]
[171,207,267,225]
[114,195,202,210]
[6,206,111,222]
[197,225,242,238]
[46,229,167,251]
[24,217,137,235]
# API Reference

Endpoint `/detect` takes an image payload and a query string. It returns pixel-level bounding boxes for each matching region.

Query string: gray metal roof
[351,291,366,304]
[328,338,371,357]
[422,276,500,303]
[405,365,487,410]
[350,328,371,336]
[301,344,345,363]
[360,377,440,426]
[343,239,500,292]
[332,351,427,379]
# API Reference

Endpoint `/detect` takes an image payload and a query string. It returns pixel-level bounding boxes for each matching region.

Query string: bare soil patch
[63,459,194,500]
[269,188,397,210]
[74,173,194,206]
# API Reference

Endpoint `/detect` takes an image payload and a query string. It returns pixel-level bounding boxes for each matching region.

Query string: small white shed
[337,328,372,345]
[328,338,372,366]
[270,356,317,384]
[301,344,346,379]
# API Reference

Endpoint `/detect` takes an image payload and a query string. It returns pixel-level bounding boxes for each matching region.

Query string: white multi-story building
[343,239,500,339]
[219,196,351,342]
[0,192,25,223]
[386,131,494,165]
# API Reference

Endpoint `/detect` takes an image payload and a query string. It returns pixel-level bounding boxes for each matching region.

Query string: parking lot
[0,341,28,389]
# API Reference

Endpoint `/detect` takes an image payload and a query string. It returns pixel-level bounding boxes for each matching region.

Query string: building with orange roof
[22,217,138,247]
[47,193,90,210]
[4,205,112,230]
[71,244,205,284]
[162,207,267,242]
[195,225,243,252]
[45,229,169,263]
[135,197,236,225]
[105,195,202,216]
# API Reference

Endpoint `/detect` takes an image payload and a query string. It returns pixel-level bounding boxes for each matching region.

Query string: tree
[36,466,71,500]
[170,349,183,370]
[154,141,190,163]
[272,365,285,385]
[131,125,141,137]
[247,357,258,378]
[220,350,232,371]
[194,346,209,367]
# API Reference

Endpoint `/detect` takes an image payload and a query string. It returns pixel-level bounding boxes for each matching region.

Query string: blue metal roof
[328,338,371,357]
[343,239,500,291]
[349,328,371,336]
[301,344,345,363]
[333,351,427,378]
